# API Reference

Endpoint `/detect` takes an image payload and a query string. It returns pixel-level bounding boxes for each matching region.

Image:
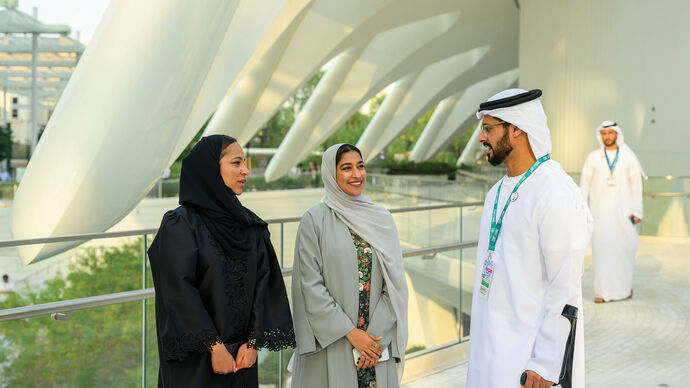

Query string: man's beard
[603,138,617,147]
[485,130,513,166]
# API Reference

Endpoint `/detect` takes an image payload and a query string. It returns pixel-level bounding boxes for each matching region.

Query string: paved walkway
[403,236,690,387]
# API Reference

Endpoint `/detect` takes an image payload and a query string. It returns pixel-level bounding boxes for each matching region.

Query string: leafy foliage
[247,71,324,149]
[244,174,323,191]
[383,160,458,179]
[0,240,159,387]
[0,124,11,170]
[385,107,436,159]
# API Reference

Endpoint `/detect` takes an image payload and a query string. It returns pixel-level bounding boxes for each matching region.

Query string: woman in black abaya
[148,135,295,387]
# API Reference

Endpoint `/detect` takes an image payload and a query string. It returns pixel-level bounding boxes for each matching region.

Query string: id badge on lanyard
[479,252,495,301]
[605,148,619,188]
[481,154,550,302]
[607,175,616,187]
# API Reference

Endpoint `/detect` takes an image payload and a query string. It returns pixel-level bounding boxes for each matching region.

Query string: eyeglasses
[480,121,507,136]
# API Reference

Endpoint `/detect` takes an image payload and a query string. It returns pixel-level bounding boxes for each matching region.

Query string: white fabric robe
[580,146,643,301]
[467,160,593,388]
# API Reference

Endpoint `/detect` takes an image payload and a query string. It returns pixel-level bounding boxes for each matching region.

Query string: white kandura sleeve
[628,157,644,219]
[525,193,589,383]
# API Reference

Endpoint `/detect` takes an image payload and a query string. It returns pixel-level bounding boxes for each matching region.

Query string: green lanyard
[488,154,550,252]
[604,147,619,175]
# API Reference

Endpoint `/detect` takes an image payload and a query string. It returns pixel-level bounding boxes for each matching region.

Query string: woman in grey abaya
[290,143,408,388]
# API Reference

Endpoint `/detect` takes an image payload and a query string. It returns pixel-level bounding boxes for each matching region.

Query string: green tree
[0,124,12,170]
[444,122,476,158]
[247,71,324,149]
[386,107,436,159]
[0,240,158,387]
[322,111,371,149]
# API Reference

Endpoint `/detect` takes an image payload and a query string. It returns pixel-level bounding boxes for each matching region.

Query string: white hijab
[476,88,552,159]
[596,120,647,179]
[321,143,409,373]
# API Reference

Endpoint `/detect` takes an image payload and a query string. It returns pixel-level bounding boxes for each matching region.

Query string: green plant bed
[383,160,457,180]
[405,345,427,355]
[244,174,323,191]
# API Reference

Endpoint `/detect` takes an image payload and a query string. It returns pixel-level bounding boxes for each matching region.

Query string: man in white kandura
[580,120,645,304]
[467,89,593,388]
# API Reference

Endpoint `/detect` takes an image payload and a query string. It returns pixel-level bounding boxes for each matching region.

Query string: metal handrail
[0,288,155,322]
[643,192,690,198]
[402,241,478,257]
[0,229,159,248]
[389,202,482,214]
[368,173,464,185]
[0,241,478,322]
[0,202,482,248]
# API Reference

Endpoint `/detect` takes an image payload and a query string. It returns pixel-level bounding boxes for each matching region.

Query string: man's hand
[629,214,641,225]
[235,343,259,370]
[521,370,554,388]
[210,343,236,374]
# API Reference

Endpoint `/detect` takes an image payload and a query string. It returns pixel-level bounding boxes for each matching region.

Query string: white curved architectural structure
[13,0,522,264]
[266,0,518,179]
[355,47,496,162]
[203,0,463,143]
[12,0,242,264]
[410,69,519,161]
[166,0,314,166]
[263,11,465,180]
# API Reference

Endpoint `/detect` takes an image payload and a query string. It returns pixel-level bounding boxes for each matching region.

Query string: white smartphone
[353,347,390,365]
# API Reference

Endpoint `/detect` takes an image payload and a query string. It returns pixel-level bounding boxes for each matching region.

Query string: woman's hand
[346,328,383,368]
[210,343,236,374]
[356,353,379,370]
[235,343,259,370]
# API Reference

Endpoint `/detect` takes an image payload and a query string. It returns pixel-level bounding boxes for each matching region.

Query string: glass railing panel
[368,173,492,204]
[0,299,152,387]
[393,208,460,249]
[460,246,477,340]
[145,298,158,387]
[640,177,690,237]
[640,195,690,237]
[257,347,282,387]
[403,248,468,354]
[267,221,299,270]
[1,236,153,306]
[0,202,483,387]
[279,273,294,387]
[461,205,483,243]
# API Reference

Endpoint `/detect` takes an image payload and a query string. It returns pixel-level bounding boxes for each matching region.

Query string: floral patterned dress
[350,230,377,388]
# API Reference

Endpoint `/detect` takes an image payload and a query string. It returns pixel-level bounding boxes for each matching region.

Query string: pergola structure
[0,5,83,152]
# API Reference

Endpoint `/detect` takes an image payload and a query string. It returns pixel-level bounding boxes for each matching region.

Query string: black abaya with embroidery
[148,135,295,387]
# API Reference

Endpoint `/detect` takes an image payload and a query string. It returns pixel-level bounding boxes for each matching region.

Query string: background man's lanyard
[488,154,550,253]
[604,147,619,175]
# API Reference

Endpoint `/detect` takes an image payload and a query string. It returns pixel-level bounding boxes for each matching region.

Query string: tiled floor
[403,236,690,387]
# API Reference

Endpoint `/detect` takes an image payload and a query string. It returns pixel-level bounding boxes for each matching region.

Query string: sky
[16,0,111,43]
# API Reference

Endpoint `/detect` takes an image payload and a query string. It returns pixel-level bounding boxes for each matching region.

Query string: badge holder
[478,252,495,301]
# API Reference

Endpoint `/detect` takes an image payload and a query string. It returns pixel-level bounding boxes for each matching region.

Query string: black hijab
[179,135,266,259]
